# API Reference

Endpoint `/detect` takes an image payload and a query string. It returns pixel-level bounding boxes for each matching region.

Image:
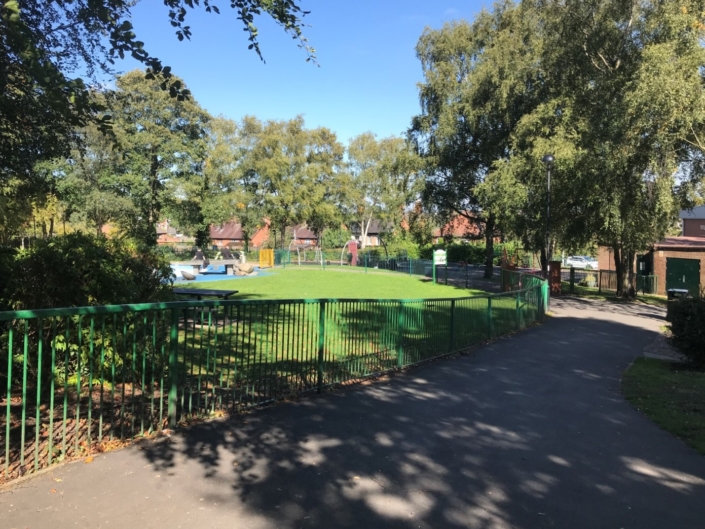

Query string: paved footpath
[2,297,705,529]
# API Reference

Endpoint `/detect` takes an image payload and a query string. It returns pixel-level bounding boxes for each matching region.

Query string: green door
[666,258,701,296]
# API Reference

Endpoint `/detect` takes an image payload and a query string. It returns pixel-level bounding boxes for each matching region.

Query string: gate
[666,257,701,296]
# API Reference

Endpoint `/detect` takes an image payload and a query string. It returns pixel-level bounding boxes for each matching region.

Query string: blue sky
[120,1,489,145]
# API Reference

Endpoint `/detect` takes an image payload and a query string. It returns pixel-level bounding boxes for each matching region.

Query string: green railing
[0,274,546,482]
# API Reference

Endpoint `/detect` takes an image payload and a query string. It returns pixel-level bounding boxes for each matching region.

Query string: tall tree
[505,0,705,295]
[347,133,421,248]
[46,120,137,237]
[238,116,345,248]
[0,0,314,176]
[409,4,543,278]
[107,70,211,247]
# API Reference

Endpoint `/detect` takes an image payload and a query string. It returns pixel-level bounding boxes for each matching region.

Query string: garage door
[666,258,701,296]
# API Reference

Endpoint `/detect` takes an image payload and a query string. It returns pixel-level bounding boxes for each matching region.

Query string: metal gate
[666,257,701,296]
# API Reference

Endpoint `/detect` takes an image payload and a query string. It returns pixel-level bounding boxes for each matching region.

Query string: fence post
[364,253,368,274]
[397,302,405,368]
[516,291,521,330]
[487,297,493,339]
[168,307,180,428]
[542,283,549,318]
[317,300,326,394]
[570,267,575,294]
[445,264,448,285]
[449,299,456,353]
[598,270,602,293]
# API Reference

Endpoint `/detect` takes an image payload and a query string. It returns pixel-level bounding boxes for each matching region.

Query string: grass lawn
[622,358,705,454]
[180,268,486,300]
[560,282,668,307]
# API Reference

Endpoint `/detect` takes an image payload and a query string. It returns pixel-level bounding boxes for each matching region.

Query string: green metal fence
[0,273,546,482]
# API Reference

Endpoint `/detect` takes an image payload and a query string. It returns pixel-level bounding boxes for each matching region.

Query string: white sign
[433,249,447,265]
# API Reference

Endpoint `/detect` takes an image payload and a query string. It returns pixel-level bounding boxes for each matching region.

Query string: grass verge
[622,357,705,454]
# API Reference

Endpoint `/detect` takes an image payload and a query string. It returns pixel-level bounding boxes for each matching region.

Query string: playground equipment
[259,249,274,269]
[340,239,359,265]
[288,240,322,265]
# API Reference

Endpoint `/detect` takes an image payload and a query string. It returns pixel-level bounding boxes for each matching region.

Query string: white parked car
[565,255,599,270]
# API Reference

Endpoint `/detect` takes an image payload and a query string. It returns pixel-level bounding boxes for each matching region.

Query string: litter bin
[667,288,690,300]
[666,288,691,321]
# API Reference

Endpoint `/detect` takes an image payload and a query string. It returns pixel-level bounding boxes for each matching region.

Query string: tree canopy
[0,0,314,183]
[411,0,705,294]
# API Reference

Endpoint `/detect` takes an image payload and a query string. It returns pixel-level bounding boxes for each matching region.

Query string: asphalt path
[2,297,704,529]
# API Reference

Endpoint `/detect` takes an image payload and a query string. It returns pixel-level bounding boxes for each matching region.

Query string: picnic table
[173,288,240,327]
[173,288,239,300]
[181,259,242,275]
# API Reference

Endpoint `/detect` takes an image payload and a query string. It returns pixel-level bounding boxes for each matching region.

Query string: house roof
[210,222,244,240]
[432,214,482,239]
[680,205,705,219]
[292,224,317,240]
[653,236,705,250]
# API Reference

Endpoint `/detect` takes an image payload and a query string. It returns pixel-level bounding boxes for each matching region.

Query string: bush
[5,233,174,310]
[387,239,421,259]
[669,297,705,368]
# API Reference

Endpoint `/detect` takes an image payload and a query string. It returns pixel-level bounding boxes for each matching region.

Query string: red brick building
[645,237,705,296]
[597,246,615,271]
[209,222,270,249]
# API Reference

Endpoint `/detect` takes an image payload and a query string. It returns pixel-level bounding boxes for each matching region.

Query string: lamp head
[542,154,555,167]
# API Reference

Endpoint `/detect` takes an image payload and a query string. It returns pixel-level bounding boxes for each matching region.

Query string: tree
[347,133,421,249]
[44,120,137,237]
[0,0,315,241]
[505,0,705,295]
[411,1,705,294]
[106,70,211,247]
[238,116,345,248]
[196,116,265,251]
[409,4,543,278]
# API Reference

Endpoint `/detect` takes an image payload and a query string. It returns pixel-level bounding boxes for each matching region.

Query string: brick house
[156,220,193,245]
[209,221,270,249]
[291,224,318,246]
[432,214,482,243]
[681,205,705,238]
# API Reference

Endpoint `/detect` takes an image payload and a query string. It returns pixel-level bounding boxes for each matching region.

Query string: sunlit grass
[181,268,486,300]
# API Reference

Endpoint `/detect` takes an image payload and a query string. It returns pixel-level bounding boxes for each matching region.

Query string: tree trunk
[613,245,636,298]
[483,215,495,279]
[360,217,372,249]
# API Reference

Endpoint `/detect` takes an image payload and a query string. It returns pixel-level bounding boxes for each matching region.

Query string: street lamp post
[542,154,554,279]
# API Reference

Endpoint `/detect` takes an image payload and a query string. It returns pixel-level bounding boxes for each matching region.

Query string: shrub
[5,233,174,310]
[669,297,705,368]
[387,239,421,259]
[1,234,174,387]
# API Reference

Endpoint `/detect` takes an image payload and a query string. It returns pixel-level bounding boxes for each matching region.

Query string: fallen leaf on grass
[84,457,94,464]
